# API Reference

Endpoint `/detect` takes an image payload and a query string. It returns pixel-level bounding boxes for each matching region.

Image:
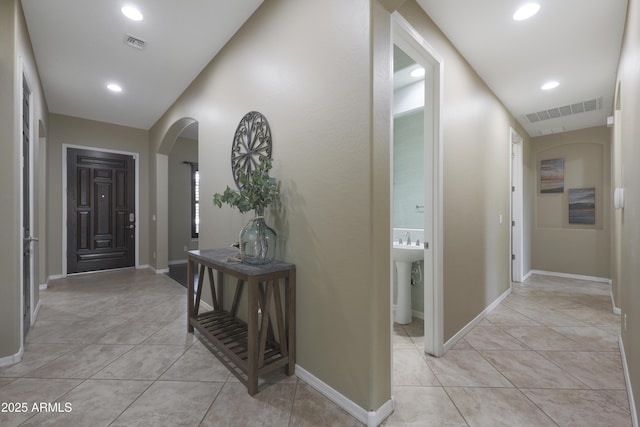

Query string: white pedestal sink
[393,243,423,324]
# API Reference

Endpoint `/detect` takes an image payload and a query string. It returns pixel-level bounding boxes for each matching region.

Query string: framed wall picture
[568,188,595,224]
[540,158,564,193]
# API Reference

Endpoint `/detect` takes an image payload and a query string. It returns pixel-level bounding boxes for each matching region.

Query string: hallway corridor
[0,271,631,426]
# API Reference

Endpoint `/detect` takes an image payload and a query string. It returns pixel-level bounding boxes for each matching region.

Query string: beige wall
[149,0,390,410]
[397,1,530,340]
[0,0,20,360]
[0,0,49,360]
[530,127,611,278]
[47,114,150,275]
[615,0,640,418]
[168,137,198,262]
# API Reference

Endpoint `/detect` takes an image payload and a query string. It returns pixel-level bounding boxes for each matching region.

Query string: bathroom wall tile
[446,387,557,427]
[522,388,632,426]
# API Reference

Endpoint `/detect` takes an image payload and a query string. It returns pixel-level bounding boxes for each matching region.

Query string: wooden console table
[186,248,296,395]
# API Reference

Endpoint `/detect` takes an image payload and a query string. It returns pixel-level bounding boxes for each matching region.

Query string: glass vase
[239,208,277,265]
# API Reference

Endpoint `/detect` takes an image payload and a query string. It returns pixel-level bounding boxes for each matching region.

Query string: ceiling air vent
[125,35,145,50]
[524,97,602,123]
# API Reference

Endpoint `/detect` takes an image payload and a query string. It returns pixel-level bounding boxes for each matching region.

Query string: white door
[510,128,524,282]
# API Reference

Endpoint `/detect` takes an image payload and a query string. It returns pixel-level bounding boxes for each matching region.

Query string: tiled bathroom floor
[0,271,632,426]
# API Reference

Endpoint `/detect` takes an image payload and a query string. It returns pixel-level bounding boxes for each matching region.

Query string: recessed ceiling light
[107,83,123,93]
[121,5,143,21]
[513,3,540,21]
[410,67,425,78]
[541,81,560,90]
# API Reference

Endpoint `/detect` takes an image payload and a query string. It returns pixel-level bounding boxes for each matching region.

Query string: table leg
[187,258,195,333]
[286,271,296,375]
[247,277,259,395]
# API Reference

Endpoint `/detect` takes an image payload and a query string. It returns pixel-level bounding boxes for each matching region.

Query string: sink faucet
[403,231,411,245]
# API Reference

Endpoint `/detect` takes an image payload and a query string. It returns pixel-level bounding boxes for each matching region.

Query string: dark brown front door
[67,148,135,273]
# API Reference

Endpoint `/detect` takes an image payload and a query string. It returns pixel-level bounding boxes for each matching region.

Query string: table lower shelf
[190,310,290,384]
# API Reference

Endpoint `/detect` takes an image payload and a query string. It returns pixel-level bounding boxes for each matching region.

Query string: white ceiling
[416,0,628,137]
[21,1,628,137]
[20,0,263,130]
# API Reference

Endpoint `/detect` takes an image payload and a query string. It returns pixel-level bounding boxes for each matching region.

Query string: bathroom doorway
[391,14,443,357]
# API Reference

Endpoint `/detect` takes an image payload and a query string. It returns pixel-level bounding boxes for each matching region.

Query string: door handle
[125,225,135,229]
[26,236,38,242]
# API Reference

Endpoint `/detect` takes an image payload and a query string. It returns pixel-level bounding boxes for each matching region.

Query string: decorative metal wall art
[231,111,272,189]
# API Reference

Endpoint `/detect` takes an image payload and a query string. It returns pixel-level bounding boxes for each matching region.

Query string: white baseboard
[619,336,638,427]
[611,289,622,315]
[39,283,47,290]
[32,300,42,324]
[295,365,394,427]
[529,270,611,284]
[391,305,425,321]
[522,270,534,282]
[149,265,170,274]
[47,274,63,282]
[0,346,23,368]
[137,264,149,270]
[443,286,512,352]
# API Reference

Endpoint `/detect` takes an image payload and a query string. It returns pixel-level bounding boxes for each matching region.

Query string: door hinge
[512,254,516,260]
[512,186,515,192]
[512,221,515,226]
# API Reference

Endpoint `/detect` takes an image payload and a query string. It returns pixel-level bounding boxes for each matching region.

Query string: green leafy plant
[213,157,278,214]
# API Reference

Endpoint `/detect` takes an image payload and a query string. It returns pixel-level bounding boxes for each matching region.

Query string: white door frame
[510,128,524,282]
[62,145,140,276]
[19,62,36,341]
[392,13,444,357]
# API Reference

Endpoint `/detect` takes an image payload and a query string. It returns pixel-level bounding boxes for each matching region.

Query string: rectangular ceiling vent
[125,35,146,50]
[525,97,602,123]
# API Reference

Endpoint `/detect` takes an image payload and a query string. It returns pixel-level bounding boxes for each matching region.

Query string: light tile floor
[387,274,632,427]
[0,271,632,426]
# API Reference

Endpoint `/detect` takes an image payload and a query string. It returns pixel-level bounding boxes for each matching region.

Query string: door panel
[67,148,135,273]
[22,78,31,338]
